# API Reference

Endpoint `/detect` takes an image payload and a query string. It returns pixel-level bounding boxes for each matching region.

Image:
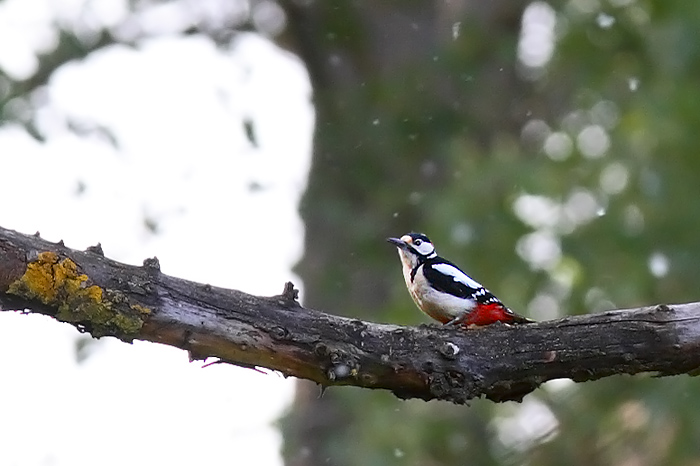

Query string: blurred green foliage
[289,1,700,466]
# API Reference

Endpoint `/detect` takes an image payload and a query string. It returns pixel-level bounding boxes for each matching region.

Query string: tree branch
[1,225,699,404]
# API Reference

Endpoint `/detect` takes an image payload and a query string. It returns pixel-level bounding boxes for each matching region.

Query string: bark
[1,225,700,404]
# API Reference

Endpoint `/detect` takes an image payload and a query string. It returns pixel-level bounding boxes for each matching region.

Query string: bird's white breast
[401,261,475,323]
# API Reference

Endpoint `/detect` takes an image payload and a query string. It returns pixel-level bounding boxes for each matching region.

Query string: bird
[387,232,533,327]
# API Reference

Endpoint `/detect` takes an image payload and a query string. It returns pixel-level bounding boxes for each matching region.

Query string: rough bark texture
[1,225,700,403]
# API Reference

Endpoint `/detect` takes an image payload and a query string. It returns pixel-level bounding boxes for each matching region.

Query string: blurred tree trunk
[279,1,529,465]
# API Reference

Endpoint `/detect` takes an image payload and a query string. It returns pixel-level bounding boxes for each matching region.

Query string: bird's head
[387,232,437,268]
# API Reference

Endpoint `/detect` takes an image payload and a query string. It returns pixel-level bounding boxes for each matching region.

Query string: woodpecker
[387,232,532,327]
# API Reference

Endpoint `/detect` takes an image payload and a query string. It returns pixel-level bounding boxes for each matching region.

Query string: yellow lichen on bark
[8,251,101,304]
[7,251,149,339]
[9,251,62,304]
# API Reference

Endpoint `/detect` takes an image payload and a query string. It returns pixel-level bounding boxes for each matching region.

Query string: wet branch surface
[1,225,700,404]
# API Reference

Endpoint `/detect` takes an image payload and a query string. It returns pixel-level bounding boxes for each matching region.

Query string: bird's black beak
[387,237,408,249]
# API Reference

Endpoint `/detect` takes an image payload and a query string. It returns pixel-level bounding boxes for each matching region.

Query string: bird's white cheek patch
[418,245,435,256]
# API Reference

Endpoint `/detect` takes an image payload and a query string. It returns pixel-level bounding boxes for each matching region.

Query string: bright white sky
[0,1,313,465]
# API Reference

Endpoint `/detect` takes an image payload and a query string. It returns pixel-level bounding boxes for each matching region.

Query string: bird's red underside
[459,303,518,326]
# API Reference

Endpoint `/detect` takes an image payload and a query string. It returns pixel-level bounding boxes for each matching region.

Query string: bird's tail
[510,312,536,324]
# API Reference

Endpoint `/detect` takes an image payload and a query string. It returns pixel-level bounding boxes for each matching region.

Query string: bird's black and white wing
[423,260,503,305]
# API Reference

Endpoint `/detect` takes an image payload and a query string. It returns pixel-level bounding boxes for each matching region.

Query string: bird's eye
[414,239,422,246]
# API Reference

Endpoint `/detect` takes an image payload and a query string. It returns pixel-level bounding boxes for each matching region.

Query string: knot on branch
[438,342,461,360]
[86,243,104,256]
[273,281,301,308]
[142,256,161,272]
[269,325,290,340]
[654,304,674,313]
[317,345,361,383]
